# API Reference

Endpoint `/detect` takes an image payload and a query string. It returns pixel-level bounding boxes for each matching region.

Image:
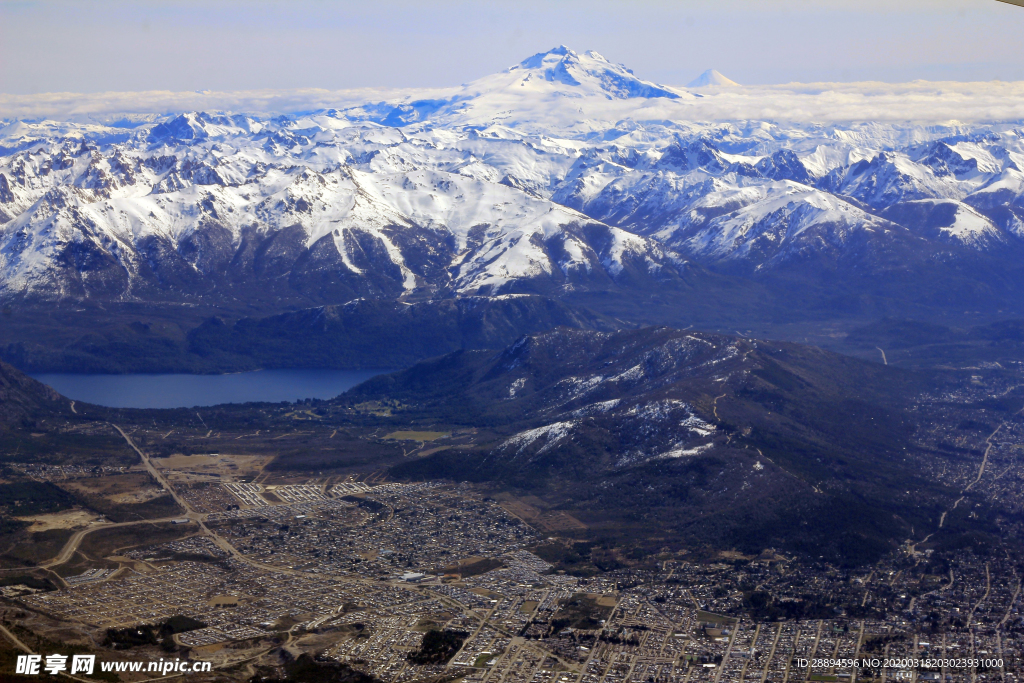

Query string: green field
[473,652,500,668]
[552,593,614,630]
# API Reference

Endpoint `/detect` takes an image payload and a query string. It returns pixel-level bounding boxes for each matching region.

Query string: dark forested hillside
[0,359,69,426]
[347,327,964,564]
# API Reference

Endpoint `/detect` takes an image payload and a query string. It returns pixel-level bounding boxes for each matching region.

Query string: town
[3,360,1024,683]
[7,468,1022,683]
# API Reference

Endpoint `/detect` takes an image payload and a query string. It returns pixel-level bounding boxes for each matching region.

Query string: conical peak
[687,69,740,87]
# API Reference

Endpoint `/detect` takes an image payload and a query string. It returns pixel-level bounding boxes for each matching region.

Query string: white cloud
[2,80,1024,126]
[677,80,1024,124]
[0,87,447,124]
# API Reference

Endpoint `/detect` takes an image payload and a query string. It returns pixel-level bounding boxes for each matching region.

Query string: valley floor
[2,344,1024,683]
[3,413,1024,683]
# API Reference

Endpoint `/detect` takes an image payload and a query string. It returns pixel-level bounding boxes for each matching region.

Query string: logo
[16,655,94,676]
[14,654,211,676]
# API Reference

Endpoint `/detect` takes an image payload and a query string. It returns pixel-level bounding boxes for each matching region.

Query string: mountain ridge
[4,48,1024,372]
[345,326,962,564]
[0,358,69,425]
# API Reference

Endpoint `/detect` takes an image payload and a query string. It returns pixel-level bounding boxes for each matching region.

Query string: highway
[111,424,194,514]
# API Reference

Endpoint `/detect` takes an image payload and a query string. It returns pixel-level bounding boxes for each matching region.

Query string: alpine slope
[2,46,1024,309]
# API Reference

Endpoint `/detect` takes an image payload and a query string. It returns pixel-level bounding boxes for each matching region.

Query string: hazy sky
[2,0,1024,95]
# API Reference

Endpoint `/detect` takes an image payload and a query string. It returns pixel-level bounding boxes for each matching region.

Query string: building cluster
[9,463,1022,683]
[204,483,538,579]
[10,463,129,480]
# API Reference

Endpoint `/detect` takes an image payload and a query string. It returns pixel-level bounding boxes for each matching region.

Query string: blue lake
[30,368,390,409]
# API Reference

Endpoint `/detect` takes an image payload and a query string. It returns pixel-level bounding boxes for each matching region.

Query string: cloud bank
[1,80,1023,126]
[0,88,447,125]
[681,80,1024,124]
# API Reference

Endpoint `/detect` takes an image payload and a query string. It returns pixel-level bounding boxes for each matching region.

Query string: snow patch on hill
[499,420,576,457]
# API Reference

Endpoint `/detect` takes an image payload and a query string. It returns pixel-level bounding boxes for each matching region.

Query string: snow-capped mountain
[339,46,692,135]
[686,69,739,88]
[3,46,1024,310]
[548,131,1024,267]
[879,199,1006,248]
[820,150,963,207]
[0,112,682,301]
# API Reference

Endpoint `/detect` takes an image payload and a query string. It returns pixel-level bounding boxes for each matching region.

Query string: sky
[2,0,1024,96]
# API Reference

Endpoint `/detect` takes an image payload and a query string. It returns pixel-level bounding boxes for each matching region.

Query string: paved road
[938,422,1004,529]
[109,424,354,578]
[0,620,31,653]
[110,424,252,558]
[36,424,203,572]
[111,424,194,515]
[41,517,184,569]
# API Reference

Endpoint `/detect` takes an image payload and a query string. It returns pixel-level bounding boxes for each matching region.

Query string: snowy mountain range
[2,46,1024,316]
